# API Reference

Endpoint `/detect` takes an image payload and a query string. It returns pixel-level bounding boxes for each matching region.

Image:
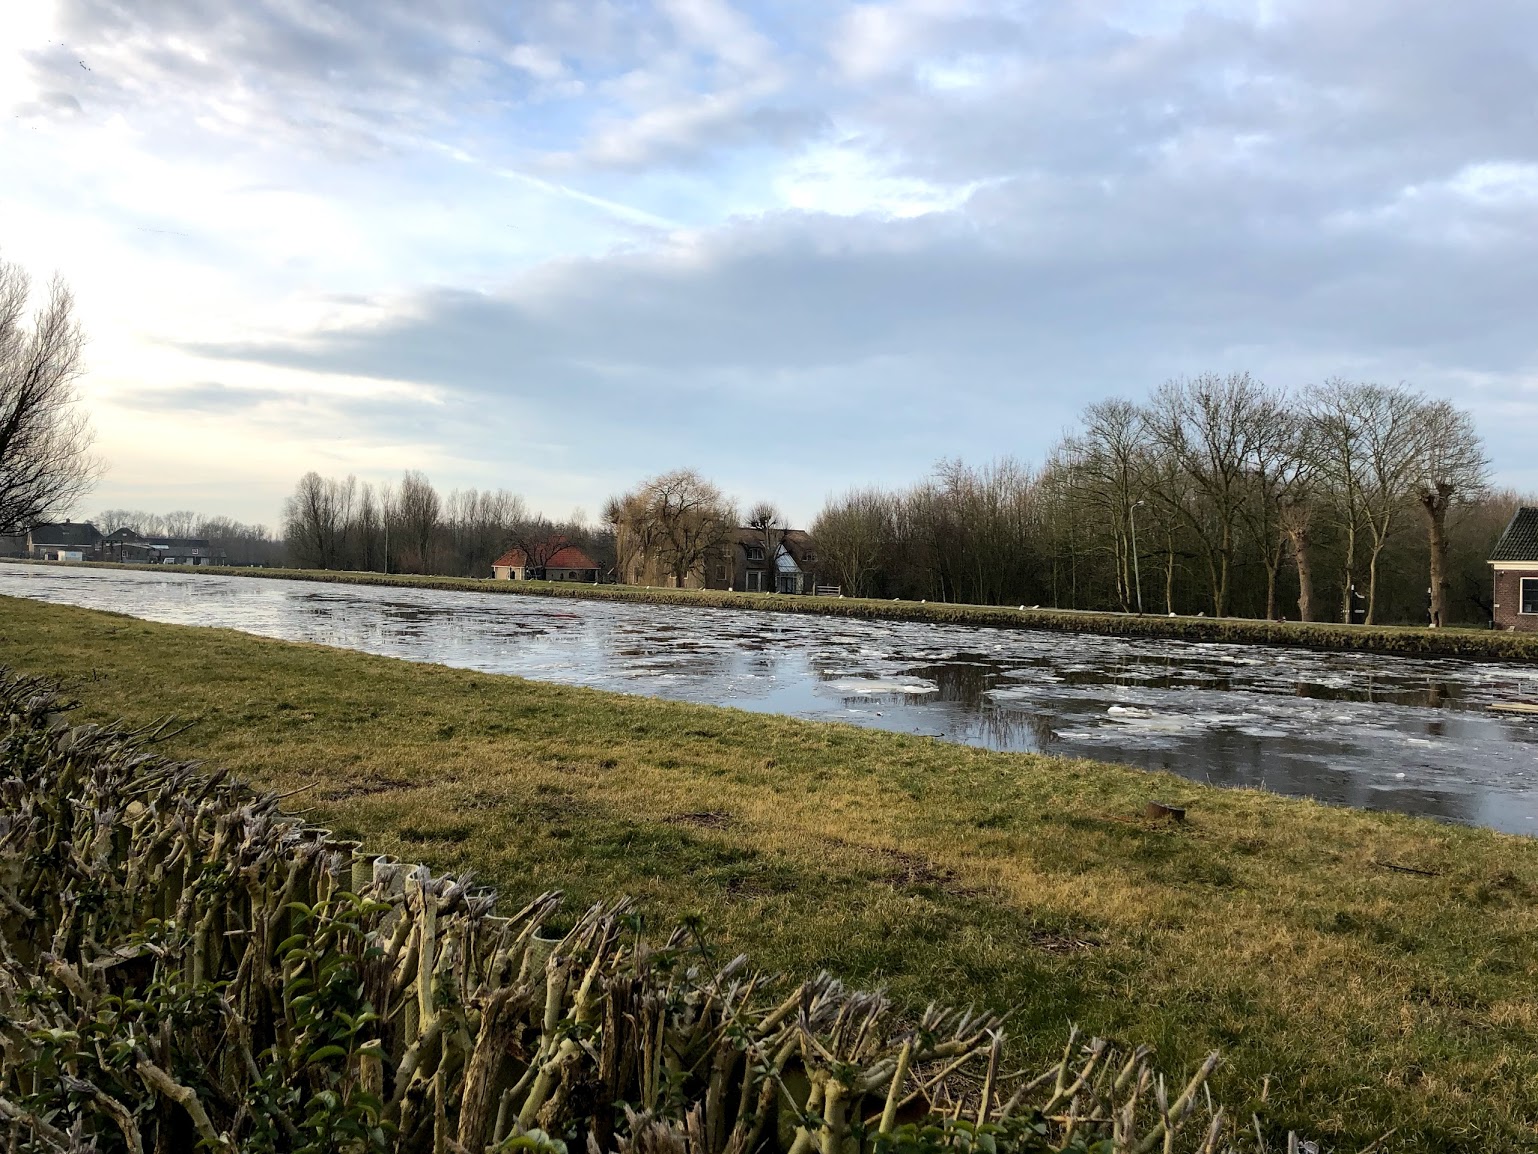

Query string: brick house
[706,528,820,594]
[617,527,823,592]
[1490,507,1538,632]
[492,542,601,582]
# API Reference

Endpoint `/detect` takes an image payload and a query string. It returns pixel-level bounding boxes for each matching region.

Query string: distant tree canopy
[270,376,1505,627]
[813,376,1507,627]
[279,470,612,578]
[0,255,98,533]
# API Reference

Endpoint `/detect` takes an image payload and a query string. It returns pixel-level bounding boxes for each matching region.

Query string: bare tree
[929,458,1040,606]
[1061,400,1147,611]
[1144,373,1274,617]
[1235,395,1310,619]
[1412,400,1488,627]
[746,501,786,592]
[376,481,398,572]
[194,514,284,566]
[1278,495,1317,622]
[0,256,99,533]
[162,510,199,538]
[810,488,892,598]
[1305,380,1368,622]
[396,470,441,574]
[96,508,149,534]
[445,487,528,576]
[282,472,355,568]
[605,493,651,584]
[1355,385,1423,624]
[502,513,568,577]
[354,483,382,571]
[608,469,736,587]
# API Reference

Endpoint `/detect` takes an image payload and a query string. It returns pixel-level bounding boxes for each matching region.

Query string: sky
[4,0,1538,530]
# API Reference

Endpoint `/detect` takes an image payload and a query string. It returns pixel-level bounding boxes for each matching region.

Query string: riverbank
[3,594,1536,1147]
[13,558,1536,662]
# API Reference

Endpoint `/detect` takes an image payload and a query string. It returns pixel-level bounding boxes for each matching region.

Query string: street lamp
[1129,500,1145,615]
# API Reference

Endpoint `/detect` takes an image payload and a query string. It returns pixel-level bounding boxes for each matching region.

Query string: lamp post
[1129,500,1145,615]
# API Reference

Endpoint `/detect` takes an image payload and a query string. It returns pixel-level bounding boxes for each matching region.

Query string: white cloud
[775,144,980,218]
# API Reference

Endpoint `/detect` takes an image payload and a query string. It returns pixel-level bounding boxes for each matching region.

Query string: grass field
[24,558,1538,662]
[4,594,1537,1149]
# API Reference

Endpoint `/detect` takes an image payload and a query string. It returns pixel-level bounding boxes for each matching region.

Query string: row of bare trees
[1050,375,1488,624]
[281,470,613,577]
[814,376,1509,625]
[812,459,1045,603]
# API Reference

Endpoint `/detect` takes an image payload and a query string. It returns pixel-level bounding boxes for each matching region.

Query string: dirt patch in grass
[858,843,980,897]
[1028,929,1098,954]
[667,810,734,830]
[319,774,417,801]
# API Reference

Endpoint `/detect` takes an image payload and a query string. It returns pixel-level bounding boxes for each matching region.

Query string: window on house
[1522,577,1538,615]
[746,546,764,561]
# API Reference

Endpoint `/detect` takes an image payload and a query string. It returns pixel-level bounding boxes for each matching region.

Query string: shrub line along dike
[4,593,1538,1147]
[17,559,1538,663]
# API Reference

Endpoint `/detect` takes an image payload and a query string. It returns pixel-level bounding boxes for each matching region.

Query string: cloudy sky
[5,0,1537,528]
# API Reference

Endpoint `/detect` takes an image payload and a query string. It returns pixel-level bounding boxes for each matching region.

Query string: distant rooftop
[494,544,599,570]
[30,522,102,547]
[1491,508,1538,563]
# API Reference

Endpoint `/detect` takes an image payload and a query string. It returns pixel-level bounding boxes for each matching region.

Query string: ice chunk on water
[825,678,938,695]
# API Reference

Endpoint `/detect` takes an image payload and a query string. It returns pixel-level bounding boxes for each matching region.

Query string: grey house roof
[1491,508,1538,563]
[30,522,102,547]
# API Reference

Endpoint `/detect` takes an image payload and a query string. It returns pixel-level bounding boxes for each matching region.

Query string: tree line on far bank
[281,470,615,578]
[264,375,1521,628]
[813,375,1520,626]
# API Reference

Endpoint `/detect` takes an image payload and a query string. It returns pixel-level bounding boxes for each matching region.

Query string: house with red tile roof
[492,541,601,583]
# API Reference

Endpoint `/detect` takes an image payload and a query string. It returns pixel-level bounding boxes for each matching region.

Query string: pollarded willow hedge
[0,669,1312,1153]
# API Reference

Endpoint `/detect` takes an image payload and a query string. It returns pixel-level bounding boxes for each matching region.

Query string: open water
[4,563,1538,833]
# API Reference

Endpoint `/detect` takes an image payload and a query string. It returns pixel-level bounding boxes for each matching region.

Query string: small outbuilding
[492,543,601,583]
[1490,507,1538,632]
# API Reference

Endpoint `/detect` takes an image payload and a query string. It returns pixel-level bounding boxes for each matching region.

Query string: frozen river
[4,564,1538,833]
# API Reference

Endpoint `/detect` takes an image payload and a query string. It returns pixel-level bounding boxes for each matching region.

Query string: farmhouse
[717,528,820,594]
[492,543,601,582]
[1490,507,1538,632]
[102,527,224,566]
[6,522,105,561]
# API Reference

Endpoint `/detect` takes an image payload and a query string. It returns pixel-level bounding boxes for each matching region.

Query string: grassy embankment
[4,594,1538,1149]
[38,558,1538,662]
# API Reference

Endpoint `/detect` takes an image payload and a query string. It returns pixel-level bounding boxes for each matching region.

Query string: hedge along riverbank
[13,558,1538,663]
[0,666,1282,1154]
